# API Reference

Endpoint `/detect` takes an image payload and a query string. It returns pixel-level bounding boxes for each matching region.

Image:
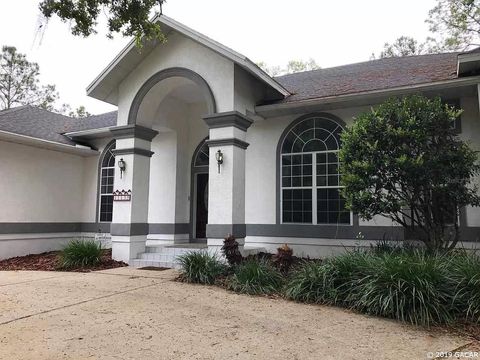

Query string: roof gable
[87,15,289,104]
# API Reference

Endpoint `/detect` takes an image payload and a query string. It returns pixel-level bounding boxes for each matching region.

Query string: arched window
[193,141,209,167]
[280,115,351,225]
[99,141,116,222]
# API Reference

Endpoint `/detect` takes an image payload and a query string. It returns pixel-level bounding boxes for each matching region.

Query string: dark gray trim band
[112,148,154,157]
[110,124,159,141]
[203,111,253,131]
[246,224,404,240]
[110,223,149,236]
[206,224,246,238]
[0,222,110,234]
[206,138,249,149]
[128,67,216,125]
[0,223,81,234]
[149,223,190,234]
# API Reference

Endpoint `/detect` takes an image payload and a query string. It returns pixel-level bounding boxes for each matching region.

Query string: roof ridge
[0,105,31,116]
[274,52,460,79]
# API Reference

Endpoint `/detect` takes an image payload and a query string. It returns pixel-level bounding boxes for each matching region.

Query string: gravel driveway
[0,267,473,359]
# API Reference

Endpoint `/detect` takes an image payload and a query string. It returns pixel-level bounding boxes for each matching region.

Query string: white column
[203,112,253,249]
[110,125,158,263]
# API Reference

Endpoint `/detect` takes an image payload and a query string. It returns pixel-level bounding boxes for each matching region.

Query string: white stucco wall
[0,140,86,222]
[245,106,370,225]
[245,97,480,232]
[458,95,480,227]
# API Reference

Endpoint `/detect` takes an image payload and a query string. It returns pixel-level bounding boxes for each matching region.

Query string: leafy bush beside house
[339,95,480,251]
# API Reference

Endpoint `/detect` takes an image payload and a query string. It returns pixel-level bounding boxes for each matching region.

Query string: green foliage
[285,250,462,326]
[39,0,166,46]
[339,95,480,250]
[60,239,102,268]
[257,58,320,77]
[427,0,480,51]
[227,258,283,295]
[177,251,226,284]
[448,251,480,322]
[375,36,431,59]
[352,251,453,326]
[0,46,58,110]
[284,260,337,303]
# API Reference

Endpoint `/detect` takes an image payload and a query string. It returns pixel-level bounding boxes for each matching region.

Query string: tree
[59,104,91,118]
[285,58,320,73]
[375,36,428,58]
[339,95,480,251]
[39,0,166,46]
[427,0,480,51]
[257,58,320,77]
[0,46,58,110]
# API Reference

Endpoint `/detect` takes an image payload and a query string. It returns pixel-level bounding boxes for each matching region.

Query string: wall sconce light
[118,158,126,178]
[215,149,223,173]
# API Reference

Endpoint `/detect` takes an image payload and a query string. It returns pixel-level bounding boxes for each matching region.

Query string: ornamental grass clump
[448,251,480,323]
[284,260,337,303]
[351,250,453,326]
[227,258,283,295]
[285,249,458,326]
[60,239,102,269]
[177,251,226,284]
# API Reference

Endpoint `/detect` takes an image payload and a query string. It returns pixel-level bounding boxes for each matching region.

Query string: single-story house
[1,15,480,265]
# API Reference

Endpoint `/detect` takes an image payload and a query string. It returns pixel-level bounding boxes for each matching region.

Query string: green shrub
[227,258,283,295]
[285,250,455,326]
[177,251,226,284]
[352,250,453,326]
[60,239,102,268]
[284,260,336,303]
[448,251,480,323]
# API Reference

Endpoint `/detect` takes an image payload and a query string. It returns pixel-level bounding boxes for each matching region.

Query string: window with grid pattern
[99,141,116,222]
[281,116,351,225]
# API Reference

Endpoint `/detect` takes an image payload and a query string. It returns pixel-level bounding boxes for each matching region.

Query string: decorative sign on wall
[113,189,132,201]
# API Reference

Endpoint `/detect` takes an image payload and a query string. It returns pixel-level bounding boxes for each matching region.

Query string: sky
[0,0,437,114]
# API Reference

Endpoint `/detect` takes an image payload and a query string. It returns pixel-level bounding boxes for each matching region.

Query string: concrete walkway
[0,268,472,359]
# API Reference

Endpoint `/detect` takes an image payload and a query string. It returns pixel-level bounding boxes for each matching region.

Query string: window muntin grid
[99,141,116,223]
[280,117,351,225]
[194,142,209,167]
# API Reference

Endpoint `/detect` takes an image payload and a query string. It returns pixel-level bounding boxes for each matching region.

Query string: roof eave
[0,130,99,156]
[256,76,480,116]
[64,127,113,140]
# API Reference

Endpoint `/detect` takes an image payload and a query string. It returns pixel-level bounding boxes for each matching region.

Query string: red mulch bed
[0,249,127,272]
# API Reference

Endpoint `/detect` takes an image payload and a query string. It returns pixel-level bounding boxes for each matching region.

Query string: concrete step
[132,244,266,269]
[131,259,182,269]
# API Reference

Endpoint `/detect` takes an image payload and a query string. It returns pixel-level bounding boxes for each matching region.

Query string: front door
[195,173,209,238]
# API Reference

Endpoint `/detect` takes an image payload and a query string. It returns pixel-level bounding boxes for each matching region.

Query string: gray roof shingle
[273,52,459,104]
[0,106,117,145]
[0,52,463,145]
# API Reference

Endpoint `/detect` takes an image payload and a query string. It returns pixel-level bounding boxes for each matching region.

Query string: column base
[112,235,147,264]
